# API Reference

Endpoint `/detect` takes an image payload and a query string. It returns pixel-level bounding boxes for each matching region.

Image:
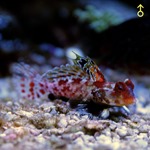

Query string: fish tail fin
[12,63,47,100]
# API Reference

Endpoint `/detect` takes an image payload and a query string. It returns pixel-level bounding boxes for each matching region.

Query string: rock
[116,126,128,137]
[136,139,148,148]
[57,115,68,128]
[0,143,14,150]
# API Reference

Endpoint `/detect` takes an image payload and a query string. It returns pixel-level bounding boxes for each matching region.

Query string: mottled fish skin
[12,52,136,107]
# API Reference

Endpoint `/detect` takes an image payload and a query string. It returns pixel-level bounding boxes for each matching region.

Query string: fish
[12,52,136,111]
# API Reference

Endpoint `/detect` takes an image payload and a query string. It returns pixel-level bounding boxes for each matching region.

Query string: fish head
[106,79,136,106]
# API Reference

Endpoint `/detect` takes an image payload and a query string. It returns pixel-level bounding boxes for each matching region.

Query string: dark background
[0,0,150,76]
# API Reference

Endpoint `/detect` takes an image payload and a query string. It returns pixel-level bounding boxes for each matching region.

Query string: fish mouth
[111,96,136,107]
[119,97,136,106]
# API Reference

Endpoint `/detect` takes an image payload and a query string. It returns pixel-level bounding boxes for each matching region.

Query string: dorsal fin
[72,52,106,82]
[43,64,89,81]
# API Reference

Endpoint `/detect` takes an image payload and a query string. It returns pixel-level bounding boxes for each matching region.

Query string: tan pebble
[139,125,150,132]
[45,118,57,128]
[136,139,148,148]
[81,115,89,119]
[59,114,65,117]
[68,119,77,125]
[116,126,127,137]
[83,134,93,141]
[109,123,117,130]
[39,103,54,112]
[71,131,84,140]
[70,115,79,121]
[16,110,33,118]
[132,129,139,135]
[49,128,59,134]
[74,131,84,136]
[112,137,120,143]
[138,133,148,139]
[128,128,139,136]
[30,129,41,136]
[111,132,120,140]
[14,126,28,137]
[130,122,138,128]
[13,121,23,127]
[148,131,150,137]
[58,117,68,128]
[96,134,112,145]
[0,133,6,137]
[43,113,51,118]
[102,128,111,137]
[74,137,84,145]
[4,112,17,121]
[50,128,65,134]
[111,141,120,150]
[36,134,45,143]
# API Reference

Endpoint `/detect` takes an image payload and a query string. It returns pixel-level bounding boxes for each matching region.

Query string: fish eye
[115,82,124,91]
[117,84,124,90]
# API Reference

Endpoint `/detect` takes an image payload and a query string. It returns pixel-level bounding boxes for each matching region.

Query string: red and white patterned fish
[12,52,136,108]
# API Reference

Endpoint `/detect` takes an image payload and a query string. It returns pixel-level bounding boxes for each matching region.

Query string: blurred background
[0,0,150,76]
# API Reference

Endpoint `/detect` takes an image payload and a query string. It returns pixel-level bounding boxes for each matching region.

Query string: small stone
[16,110,33,118]
[116,126,127,137]
[30,129,42,136]
[4,112,17,121]
[101,109,110,118]
[1,143,14,150]
[36,134,46,143]
[14,126,29,137]
[102,128,111,137]
[68,119,77,125]
[138,133,148,139]
[70,115,80,121]
[0,133,6,138]
[148,131,150,137]
[43,113,51,118]
[6,101,13,107]
[44,117,57,128]
[128,128,139,136]
[57,116,68,128]
[136,139,148,148]
[139,125,150,132]
[39,102,54,112]
[110,123,117,130]
[111,141,120,150]
[111,132,120,140]
[96,134,112,145]
[73,137,84,145]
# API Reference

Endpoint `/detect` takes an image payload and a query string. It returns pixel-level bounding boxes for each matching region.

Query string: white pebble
[116,126,127,137]
[136,139,148,148]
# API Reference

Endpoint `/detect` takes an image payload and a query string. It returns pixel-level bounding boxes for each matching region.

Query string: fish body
[12,52,136,107]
